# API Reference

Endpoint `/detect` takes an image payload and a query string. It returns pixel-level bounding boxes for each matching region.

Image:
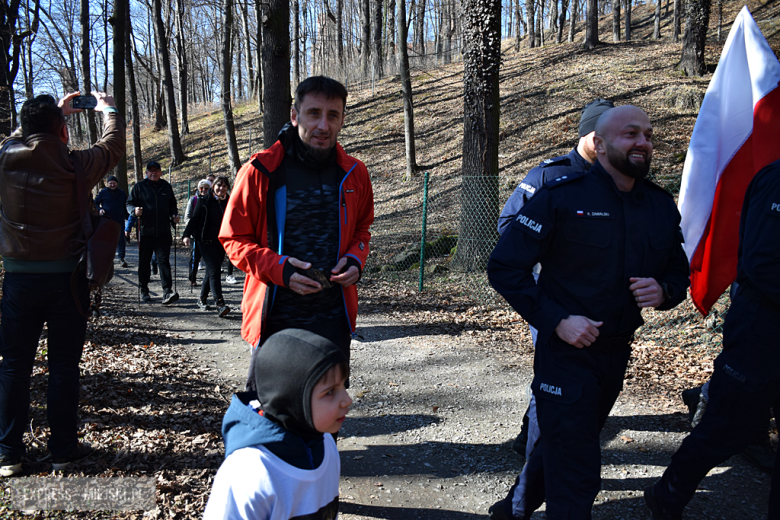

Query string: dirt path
[117,242,772,519]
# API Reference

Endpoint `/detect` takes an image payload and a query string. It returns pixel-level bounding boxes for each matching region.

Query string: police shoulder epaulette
[540,155,570,168]
[543,173,583,189]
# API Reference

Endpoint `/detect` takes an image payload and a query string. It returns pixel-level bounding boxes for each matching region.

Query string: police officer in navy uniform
[645,157,780,520]
[487,106,690,520]
[498,99,615,235]
[498,99,615,459]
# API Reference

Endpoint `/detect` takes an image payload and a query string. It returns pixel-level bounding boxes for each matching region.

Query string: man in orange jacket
[220,76,374,391]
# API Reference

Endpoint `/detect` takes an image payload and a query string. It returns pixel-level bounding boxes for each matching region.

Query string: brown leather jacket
[0,111,126,262]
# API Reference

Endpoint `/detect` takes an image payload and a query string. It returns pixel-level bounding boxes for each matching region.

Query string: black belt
[587,334,634,353]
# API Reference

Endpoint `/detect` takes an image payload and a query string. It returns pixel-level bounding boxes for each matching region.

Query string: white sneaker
[226,275,238,284]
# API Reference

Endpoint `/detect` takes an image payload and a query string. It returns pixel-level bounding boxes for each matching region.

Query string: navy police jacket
[488,161,690,346]
[498,148,592,235]
[735,158,780,308]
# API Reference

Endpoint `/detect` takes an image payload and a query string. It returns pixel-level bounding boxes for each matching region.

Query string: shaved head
[593,105,653,187]
[594,105,651,141]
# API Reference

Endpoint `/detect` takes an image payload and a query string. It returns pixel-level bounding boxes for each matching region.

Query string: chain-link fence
[363,167,727,350]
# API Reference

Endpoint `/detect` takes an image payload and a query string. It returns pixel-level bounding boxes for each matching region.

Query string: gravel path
[119,242,773,519]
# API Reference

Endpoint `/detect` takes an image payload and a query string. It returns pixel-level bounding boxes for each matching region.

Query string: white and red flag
[677,6,780,315]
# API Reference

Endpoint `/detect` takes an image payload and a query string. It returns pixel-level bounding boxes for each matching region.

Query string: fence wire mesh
[363,167,727,349]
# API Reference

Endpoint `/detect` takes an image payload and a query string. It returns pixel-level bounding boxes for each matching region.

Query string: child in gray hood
[204,329,351,520]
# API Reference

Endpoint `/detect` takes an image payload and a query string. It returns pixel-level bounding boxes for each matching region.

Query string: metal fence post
[418,171,430,292]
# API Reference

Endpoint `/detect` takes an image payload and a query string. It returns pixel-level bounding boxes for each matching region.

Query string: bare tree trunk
[397,0,416,179]
[673,0,681,42]
[153,0,186,165]
[387,0,396,58]
[653,0,661,39]
[111,0,127,192]
[456,0,500,271]
[557,0,567,43]
[416,0,426,56]
[125,6,143,183]
[261,0,291,147]
[293,0,300,84]
[515,0,523,50]
[624,0,631,40]
[374,0,383,77]
[535,0,542,46]
[583,0,599,48]
[81,0,98,144]
[550,0,558,38]
[360,0,370,76]
[526,0,535,47]
[337,0,344,66]
[679,0,709,76]
[221,0,241,174]
[254,0,263,110]
[568,0,577,42]
[174,0,189,135]
[239,0,254,94]
[716,0,721,42]
[612,0,621,42]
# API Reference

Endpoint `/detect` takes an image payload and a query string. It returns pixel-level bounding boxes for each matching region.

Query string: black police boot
[644,486,682,520]
[681,387,701,426]
[488,498,520,520]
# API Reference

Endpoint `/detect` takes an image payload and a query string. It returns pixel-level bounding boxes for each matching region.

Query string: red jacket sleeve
[219,154,290,287]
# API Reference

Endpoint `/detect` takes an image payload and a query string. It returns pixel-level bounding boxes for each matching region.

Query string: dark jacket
[182,192,228,244]
[126,178,178,237]
[498,147,592,235]
[95,186,128,224]
[488,161,691,346]
[0,112,126,267]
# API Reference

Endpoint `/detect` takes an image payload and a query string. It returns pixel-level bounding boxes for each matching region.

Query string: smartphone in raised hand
[69,95,98,110]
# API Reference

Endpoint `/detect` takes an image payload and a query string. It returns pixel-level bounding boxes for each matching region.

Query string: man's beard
[300,139,334,162]
[606,143,651,180]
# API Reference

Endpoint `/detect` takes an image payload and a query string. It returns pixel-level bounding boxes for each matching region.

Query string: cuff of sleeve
[344,257,363,279]
[535,303,570,345]
[102,107,118,114]
[282,260,296,288]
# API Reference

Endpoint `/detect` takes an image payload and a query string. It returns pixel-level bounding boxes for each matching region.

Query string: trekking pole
[137,214,142,303]
[173,222,178,296]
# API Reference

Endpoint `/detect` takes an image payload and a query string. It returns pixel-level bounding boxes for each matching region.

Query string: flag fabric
[677,6,780,315]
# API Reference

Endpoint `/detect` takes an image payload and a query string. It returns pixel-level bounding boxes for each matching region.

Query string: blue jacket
[488,161,690,346]
[498,148,592,235]
[222,392,325,470]
[95,186,128,224]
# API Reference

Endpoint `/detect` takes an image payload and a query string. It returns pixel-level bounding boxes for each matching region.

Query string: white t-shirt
[203,434,340,520]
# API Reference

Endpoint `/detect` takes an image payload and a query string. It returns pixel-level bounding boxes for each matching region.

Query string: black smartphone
[296,267,333,289]
[70,95,98,109]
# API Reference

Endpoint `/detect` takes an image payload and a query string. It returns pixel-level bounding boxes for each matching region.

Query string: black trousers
[245,312,352,392]
[199,240,226,305]
[138,234,172,291]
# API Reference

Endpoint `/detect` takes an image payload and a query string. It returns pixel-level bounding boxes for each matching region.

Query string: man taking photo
[0,91,125,476]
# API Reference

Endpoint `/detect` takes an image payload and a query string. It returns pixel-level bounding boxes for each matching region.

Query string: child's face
[311,366,352,434]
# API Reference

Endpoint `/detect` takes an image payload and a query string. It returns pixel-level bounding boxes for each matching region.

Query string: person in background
[185,179,211,287]
[126,161,180,304]
[183,175,232,317]
[95,174,129,267]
